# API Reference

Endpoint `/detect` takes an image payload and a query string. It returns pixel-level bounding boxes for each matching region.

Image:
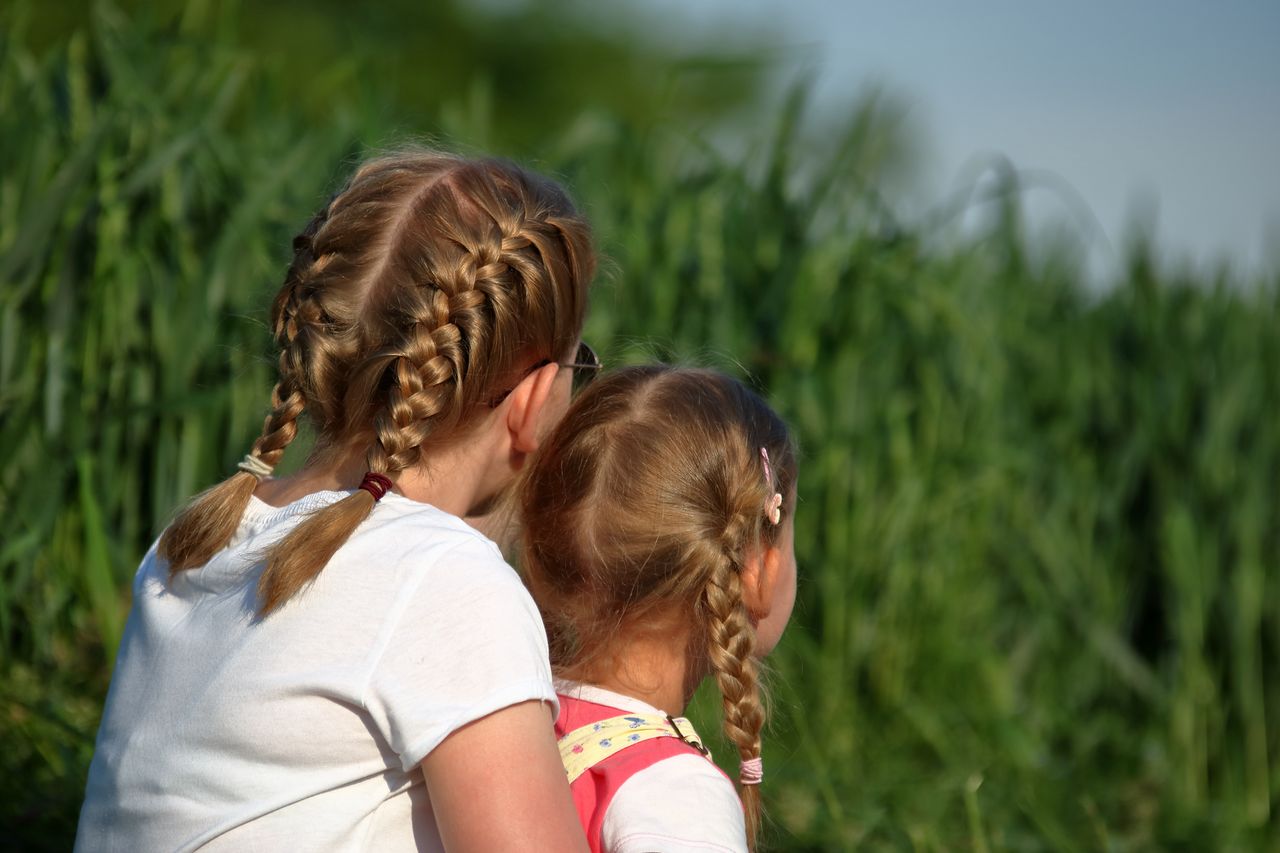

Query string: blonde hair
[519,366,796,848]
[159,150,595,613]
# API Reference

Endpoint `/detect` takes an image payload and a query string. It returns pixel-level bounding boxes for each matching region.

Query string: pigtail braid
[369,293,470,473]
[159,229,325,574]
[258,184,498,612]
[254,262,382,614]
[249,343,308,471]
[704,552,766,849]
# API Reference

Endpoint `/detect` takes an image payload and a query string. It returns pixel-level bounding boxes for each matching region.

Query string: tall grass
[3,7,1277,851]
[577,111,1279,849]
[1,8,357,842]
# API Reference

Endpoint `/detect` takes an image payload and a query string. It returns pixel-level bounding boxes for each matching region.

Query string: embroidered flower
[572,744,584,754]
[599,738,612,748]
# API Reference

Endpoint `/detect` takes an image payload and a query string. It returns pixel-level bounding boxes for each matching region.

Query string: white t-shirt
[76,489,557,853]
[557,682,749,853]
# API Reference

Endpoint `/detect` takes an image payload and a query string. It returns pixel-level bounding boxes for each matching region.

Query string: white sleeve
[362,538,558,771]
[602,754,748,853]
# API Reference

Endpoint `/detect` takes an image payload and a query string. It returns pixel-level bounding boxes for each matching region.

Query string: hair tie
[760,448,782,525]
[739,756,764,786]
[237,453,274,479]
[358,472,394,502]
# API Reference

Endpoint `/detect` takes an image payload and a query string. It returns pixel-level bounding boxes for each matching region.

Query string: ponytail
[158,471,262,572]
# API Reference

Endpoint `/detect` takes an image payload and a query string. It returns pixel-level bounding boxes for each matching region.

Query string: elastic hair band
[237,453,274,479]
[739,756,764,786]
[760,448,782,526]
[358,472,394,502]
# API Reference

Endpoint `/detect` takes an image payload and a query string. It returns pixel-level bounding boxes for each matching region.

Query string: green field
[3,4,1277,850]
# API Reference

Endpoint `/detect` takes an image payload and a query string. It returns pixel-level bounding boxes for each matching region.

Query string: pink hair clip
[760,448,782,525]
[739,756,764,786]
[764,493,782,525]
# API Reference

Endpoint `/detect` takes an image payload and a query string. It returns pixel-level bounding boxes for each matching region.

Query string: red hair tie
[358,472,394,502]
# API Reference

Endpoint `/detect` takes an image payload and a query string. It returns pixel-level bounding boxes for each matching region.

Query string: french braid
[161,150,595,614]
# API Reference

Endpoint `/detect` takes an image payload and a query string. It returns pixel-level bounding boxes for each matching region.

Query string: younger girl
[521,365,798,853]
[77,150,597,852]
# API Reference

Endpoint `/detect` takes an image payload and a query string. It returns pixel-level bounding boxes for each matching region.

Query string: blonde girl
[520,366,798,853]
[77,151,599,852]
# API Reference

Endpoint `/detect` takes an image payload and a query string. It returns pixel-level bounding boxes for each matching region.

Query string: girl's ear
[505,361,562,454]
[741,544,782,622]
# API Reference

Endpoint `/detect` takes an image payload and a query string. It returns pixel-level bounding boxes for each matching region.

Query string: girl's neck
[253,430,502,519]
[584,622,701,718]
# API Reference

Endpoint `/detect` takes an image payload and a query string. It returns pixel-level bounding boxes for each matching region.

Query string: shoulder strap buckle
[666,714,709,756]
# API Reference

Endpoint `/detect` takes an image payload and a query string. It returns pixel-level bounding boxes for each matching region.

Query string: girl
[77,151,599,852]
[520,366,798,853]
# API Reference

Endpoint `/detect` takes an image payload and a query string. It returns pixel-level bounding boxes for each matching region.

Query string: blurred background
[2,1,1277,849]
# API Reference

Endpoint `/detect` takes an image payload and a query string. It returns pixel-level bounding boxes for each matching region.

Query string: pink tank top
[554,692,729,853]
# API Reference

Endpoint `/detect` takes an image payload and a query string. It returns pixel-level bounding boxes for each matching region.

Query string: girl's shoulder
[603,754,747,853]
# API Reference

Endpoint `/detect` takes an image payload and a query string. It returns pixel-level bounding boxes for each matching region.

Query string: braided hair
[159,151,595,612]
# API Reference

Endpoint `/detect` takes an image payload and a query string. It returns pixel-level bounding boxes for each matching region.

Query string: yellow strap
[558,713,706,785]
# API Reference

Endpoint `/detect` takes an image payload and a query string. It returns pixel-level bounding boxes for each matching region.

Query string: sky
[644,0,1280,280]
